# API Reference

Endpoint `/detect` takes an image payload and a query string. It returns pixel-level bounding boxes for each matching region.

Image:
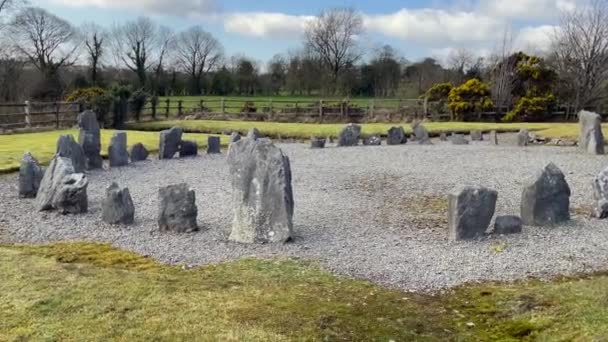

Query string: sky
[29,0,579,65]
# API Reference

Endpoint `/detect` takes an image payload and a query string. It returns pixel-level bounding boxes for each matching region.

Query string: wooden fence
[0,101,81,130]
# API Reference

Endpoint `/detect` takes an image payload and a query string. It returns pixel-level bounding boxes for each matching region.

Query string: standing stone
[450,134,469,145]
[227,138,293,244]
[158,183,198,233]
[521,163,571,226]
[180,140,198,157]
[52,173,88,214]
[311,136,326,149]
[439,132,448,141]
[470,130,483,141]
[338,123,361,147]
[412,123,431,144]
[448,186,498,241]
[494,216,523,235]
[130,143,149,162]
[207,136,221,154]
[36,156,75,211]
[108,131,129,167]
[247,128,262,140]
[102,182,135,225]
[592,167,608,218]
[489,130,499,145]
[230,132,242,144]
[19,152,44,198]
[159,127,183,159]
[517,129,529,146]
[579,110,605,155]
[363,135,382,146]
[57,135,86,173]
[387,127,407,145]
[77,110,102,170]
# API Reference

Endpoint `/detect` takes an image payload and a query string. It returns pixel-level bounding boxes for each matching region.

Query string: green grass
[1,242,608,340]
[0,129,228,173]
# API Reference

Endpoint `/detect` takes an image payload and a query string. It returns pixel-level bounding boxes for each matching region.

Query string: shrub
[426,83,453,101]
[65,87,113,126]
[503,93,556,122]
[110,84,133,129]
[448,79,493,120]
[129,88,150,121]
[241,101,257,113]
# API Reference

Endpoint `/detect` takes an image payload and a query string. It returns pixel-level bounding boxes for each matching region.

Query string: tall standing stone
[448,186,497,241]
[159,127,183,159]
[387,127,407,145]
[207,136,221,154]
[517,129,529,146]
[592,167,608,218]
[36,156,75,211]
[77,110,102,170]
[521,163,571,226]
[52,173,88,214]
[57,135,86,173]
[130,143,149,162]
[470,130,483,141]
[412,123,431,144]
[338,123,361,147]
[579,110,605,155]
[227,138,293,243]
[102,182,135,225]
[19,152,44,198]
[158,183,198,233]
[489,130,498,145]
[247,128,262,140]
[108,131,129,167]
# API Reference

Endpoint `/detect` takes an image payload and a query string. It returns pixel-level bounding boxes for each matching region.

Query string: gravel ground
[2,133,608,291]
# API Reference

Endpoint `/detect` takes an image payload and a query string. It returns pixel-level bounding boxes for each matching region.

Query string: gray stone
[494,216,523,235]
[159,127,183,159]
[592,167,608,218]
[130,143,149,162]
[413,123,431,144]
[158,183,198,233]
[102,182,135,225]
[489,130,498,145]
[338,123,361,147]
[517,129,529,146]
[450,134,469,145]
[448,185,498,241]
[36,156,75,211]
[230,132,242,144]
[207,136,221,154]
[52,173,88,214]
[521,163,571,226]
[363,135,382,146]
[19,152,44,198]
[311,136,326,149]
[180,140,198,157]
[57,134,86,173]
[579,110,605,155]
[77,110,102,170]
[387,127,407,145]
[470,130,483,141]
[439,132,448,141]
[227,138,293,244]
[108,131,129,167]
[247,128,262,140]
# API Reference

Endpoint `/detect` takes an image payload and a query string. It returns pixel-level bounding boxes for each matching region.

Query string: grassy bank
[0,129,227,173]
[1,242,607,340]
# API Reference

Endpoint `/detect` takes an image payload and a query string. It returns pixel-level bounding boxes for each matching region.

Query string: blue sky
[31,0,577,65]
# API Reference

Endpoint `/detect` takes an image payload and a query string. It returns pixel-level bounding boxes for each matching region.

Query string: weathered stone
[52,173,88,214]
[227,138,293,244]
[470,130,483,141]
[207,136,221,154]
[450,134,469,145]
[230,132,242,144]
[57,134,86,173]
[439,132,448,141]
[412,123,431,144]
[247,128,262,140]
[489,130,498,145]
[592,167,608,218]
[387,127,407,145]
[36,156,75,211]
[338,123,361,146]
[159,127,183,159]
[130,143,149,162]
[77,110,102,170]
[517,129,529,146]
[494,216,523,235]
[180,140,198,157]
[108,131,129,167]
[311,136,326,149]
[19,152,44,198]
[448,185,498,241]
[158,183,198,233]
[363,135,382,146]
[521,163,571,226]
[579,110,605,155]
[102,182,134,225]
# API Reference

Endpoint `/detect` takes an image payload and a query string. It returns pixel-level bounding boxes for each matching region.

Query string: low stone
[338,123,361,146]
[230,132,242,144]
[363,135,382,146]
[448,185,498,241]
[311,136,326,149]
[517,129,529,146]
[592,167,608,218]
[77,110,102,170]
[521,163,571,226]
[470,130,483,141]
[579,110,605,155]
[36,156,75,211]
[412,123,431,144]
[451,134,469,145]
[439,132,448,141]
[489,130,498,145]
[227,138,293,243]
[387,127,407,145]
[247,128,262,140]
[494,216,523,235]
[108,131,129,167]
[52,173,88,214]
[159,127,183,159]
[158,183,198,233]
[57,134,86,173]
[19,152,44,198]
[130,143,149,162]
[180,140,198,157]
[207,136,221,154]
[102,182,134,225]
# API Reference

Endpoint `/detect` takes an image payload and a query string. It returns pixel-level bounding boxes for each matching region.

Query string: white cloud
[514,25,557,54]
[223,12,314,39]
[481,0,577,18]
[51,0,218,16]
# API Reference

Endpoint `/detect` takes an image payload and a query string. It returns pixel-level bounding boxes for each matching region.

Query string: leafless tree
[489,28,517,113]
[175,26,222,95]
[552,0,608,111]
[82,22,106,86]
[305,8,363,94]
[153,26,174,79]
[448,48,474,84]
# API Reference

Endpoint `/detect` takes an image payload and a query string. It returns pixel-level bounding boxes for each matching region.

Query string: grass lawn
[0,129,228,173]
[1,242,607,340]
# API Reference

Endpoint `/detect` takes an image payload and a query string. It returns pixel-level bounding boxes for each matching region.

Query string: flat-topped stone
[448,185,497,241]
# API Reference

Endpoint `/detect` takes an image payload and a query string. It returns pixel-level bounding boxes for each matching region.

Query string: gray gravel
[2,134,608,291]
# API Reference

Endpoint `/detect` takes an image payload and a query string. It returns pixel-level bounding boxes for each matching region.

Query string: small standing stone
[489,130,498,145]
[592,167,608,218]
[579,110,605,155]
[57,135,86,173]
[158,183,198,233]
[180,140,198,157]
[521,163,571,226]
[470,130,483,141]
[19,152,44,198]
[36,156,75,211]
[311,136,326,149]
[387,127,407,145]
[517,129,529,146]
[159,127,183,159]
[108,131,129,167]
[338,123,361,147]
[102,182,135,225]
[494,216,523,235]
[230,132,242,144]
[448,185,498,241]
[439,132,448,141]
[52,173,88,214]
[77,110,102,170]
[130,143,149,162]
[412,123,431,144]
[450,134,469,145]
[363,135,382,146]
[247,128,262,140]
[207,136,221,154]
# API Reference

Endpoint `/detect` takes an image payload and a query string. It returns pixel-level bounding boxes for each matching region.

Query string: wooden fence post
[319,100,324,122]
[340,100,345,117]
[54,102,60,128]
[269,99,274,120]
[369,99,375,119]
[221,98,225,114]
[151,99,157,120]
[24,100,31,128]
[178,100,183,117]
[200,99,204,112]
[344,100,349,117]
[295,101,299,115]
[165,99,170,118]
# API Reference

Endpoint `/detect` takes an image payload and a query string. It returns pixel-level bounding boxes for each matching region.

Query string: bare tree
[175,25,223,95]
[305,8,363,94]
[490,28,517,113]
[552,0,608,111]
[82,22,105,86]
[111,16,158,87]
[448,48,474,84]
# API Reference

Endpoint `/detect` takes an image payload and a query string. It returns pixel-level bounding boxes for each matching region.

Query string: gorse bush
[65,87,113,126]
[130,88,150,121]
[504,94,556,122]
[448,79,493,120]
[426,83,453,101]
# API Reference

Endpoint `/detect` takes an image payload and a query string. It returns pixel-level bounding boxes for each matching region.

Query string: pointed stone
[521,163,571,226]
